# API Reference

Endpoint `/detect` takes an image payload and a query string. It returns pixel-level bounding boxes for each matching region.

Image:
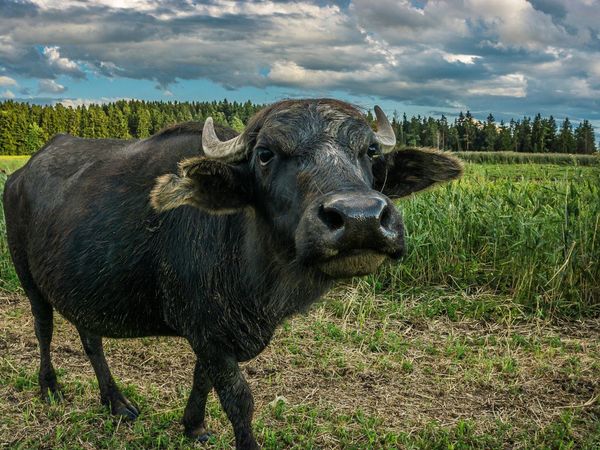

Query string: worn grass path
[1,286,599,449]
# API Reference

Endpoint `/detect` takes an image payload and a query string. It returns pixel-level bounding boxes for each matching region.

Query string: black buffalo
[3,99,461,449]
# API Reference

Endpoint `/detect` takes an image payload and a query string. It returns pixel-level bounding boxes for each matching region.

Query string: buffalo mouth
[316,249,387,278]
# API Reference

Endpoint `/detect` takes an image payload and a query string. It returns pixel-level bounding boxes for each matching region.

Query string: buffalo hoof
[40,379,64,403]
[105,394,140,420]
[196,432,213,444]
[185,424,212,443]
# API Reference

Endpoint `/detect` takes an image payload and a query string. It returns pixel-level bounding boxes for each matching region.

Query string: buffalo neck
[243,208,334,315]
[158,205,333,357]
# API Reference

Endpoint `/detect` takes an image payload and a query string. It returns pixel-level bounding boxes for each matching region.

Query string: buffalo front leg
[207,357,258,450]
[183,359,213,441]
[77,329,139,420]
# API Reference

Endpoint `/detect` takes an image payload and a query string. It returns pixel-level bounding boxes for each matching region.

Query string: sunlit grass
[454,150,600,166]
[379,163,600,317]
[0,155,29,174]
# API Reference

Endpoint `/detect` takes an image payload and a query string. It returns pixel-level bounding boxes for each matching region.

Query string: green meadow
[1,154,599,449]
[455,151,600,166]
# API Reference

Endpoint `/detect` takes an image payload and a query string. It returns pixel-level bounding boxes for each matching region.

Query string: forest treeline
[385,110,596,154]
[0,99,260,155]
[0,99,597,155]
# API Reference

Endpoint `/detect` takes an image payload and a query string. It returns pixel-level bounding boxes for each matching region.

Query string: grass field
[1,154,599,449]
[386,162,600,318]
[0,156,30,175]
[455,151,600,166]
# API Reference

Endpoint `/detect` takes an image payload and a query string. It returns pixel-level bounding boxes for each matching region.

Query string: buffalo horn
[202,117,245,161]
[373,105,397,152]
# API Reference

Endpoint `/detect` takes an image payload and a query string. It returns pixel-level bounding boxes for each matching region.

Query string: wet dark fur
[3,99,462,449]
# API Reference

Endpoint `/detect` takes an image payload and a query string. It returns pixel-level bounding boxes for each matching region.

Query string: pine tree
[107,106,130,139]
[40,106,58,141]
[423,117,439,149]
[531,114,544,153]
[406,116,421,147]
[67,107,81,136]
[557,118,575,153]
[462,111,476,151]
[509,119,518,152]
[392,110,403,146]
[517,117,532,152]
[229,115,245,133]
[24,122,45,154]
[438,115,448,150]
[0,108,18,155]
[496,120,513,151]
[211,111,229,127]
[483,114,497,152]
[150,108,164,134]
[447,126,459,152]
[575,120,596,154]
[544,116,557,152]
[133,107,151,138]
[53,103,68,134]
[90,106,109,138]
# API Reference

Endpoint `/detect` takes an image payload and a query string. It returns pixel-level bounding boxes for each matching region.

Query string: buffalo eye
[256,147,274,166]
[367,143,380,159]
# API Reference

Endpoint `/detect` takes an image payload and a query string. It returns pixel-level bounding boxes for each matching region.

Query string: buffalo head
[151,99,462,278]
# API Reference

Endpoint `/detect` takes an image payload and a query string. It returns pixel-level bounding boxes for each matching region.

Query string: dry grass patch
[1,290,599,449]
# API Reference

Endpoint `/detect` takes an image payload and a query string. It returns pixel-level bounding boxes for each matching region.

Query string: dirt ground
[1,290,599,449]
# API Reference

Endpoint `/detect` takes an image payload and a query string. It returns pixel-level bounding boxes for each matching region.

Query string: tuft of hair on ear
[178,156,233,181]
[150,173,196,212]
[409,147,464,182]
[150,156,252,214]
[374,147,464,198]
[150,156,208,213]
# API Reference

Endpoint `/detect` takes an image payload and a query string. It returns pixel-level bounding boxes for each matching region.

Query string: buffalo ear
[373,148,463,198]
[150,157,252,213]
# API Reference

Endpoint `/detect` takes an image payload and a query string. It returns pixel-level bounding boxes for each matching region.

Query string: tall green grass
[463,163,598,181]
[1,158,599,317]
[376,164,600,317]
[0,172,20,292]
[455,151,600,166]
[0,156,28,290]
[0,155,29,174]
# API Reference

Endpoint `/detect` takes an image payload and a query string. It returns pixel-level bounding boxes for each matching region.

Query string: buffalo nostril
[319,205,345,231]
[379,204,392,229]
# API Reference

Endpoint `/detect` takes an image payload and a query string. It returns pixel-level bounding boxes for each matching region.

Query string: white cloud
[1,89,16,99]
[30,0,158,11]
[359,27,399,67]
[468,73,528,97]
[160,1,340,20]
[267,60,395,91]
[42,46,84,77]
[55,97,131,108]
[0,76,17,87]
[38,79,66,94]
[442,53,481,64]
[554,77,600,99]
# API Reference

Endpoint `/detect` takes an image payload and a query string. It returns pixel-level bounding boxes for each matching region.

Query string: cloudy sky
[1,0,599,129]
